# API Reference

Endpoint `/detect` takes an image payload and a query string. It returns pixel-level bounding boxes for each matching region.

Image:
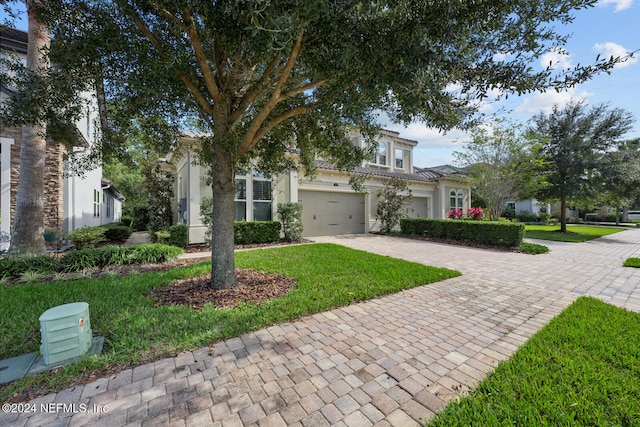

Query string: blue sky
[3,1,639,167]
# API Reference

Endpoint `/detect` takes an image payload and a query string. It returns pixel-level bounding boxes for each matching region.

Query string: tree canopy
[19,0,628,287]
[529,101,635,231]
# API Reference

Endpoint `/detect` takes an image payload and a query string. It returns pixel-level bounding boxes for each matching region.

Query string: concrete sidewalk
[2,229,640,426]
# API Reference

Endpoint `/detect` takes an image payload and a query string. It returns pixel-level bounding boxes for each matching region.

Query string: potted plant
[43,229,60,243]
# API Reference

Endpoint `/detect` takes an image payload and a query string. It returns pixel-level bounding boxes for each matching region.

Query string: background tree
[40,0,623,289]
[454,121,542,221]
[596,139,640,224]
[529,101,634,232]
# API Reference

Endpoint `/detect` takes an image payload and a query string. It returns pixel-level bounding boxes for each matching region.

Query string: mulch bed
[148,268,297,310]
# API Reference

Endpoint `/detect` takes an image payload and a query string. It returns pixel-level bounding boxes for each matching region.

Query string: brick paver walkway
[3,228,640,427]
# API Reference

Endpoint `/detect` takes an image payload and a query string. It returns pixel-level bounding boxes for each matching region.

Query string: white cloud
[541,49,573,70]
[597,0,633,12]
[514,88,592,115]
[593,42,638,69]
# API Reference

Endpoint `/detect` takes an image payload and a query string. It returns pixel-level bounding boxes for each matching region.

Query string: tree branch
[182,7,224,106]
[117,1,215,116]
[240,29,305,151]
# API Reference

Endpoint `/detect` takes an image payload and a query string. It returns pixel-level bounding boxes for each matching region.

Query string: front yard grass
[524,224,625,242]
[624,257,640,268]
[0,243,459,402]
[428,297,640,426]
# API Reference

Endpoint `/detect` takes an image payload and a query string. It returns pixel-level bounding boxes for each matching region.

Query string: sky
[2,1,639,168]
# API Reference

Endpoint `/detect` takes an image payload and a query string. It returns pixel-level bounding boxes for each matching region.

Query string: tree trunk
[559,196,567,233]
[210,149,236,289]
[8,1,49,258]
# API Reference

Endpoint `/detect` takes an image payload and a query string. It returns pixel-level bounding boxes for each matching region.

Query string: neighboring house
[161,129,472,243]
[1,28,119,250]
[504,199,551,216]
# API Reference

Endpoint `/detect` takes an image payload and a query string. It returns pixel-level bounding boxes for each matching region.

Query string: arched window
[449,190,457,209]
[457,191,464,209]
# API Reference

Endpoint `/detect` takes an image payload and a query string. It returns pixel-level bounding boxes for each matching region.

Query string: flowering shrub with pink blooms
[467,207,484,220]
[448,208,463,219]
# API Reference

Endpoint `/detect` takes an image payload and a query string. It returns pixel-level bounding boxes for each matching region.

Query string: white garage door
[299,191,365,236]
[409,197,429,218]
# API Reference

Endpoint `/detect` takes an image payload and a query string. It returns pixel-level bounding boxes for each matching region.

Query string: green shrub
[153,230,171,244]
[516,210,540,223]
[168,225,188,248]
[277,202,303,242]
[59,248,101,272]
[66,226,107,249]
[234,221,281,244]
[102,223,133,242]
[129,244,183,264]
[0,256,59,278]
[520,242,549,254]
[96,245,133,266]
[400,218,525,247]
[59,244,182,273]
[119,215,135,228]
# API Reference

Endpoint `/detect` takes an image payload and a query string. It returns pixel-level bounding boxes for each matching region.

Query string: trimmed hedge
[234,221,281,245]
[169,225,188,248]
[400,218,525,247]
[102,223,134,242]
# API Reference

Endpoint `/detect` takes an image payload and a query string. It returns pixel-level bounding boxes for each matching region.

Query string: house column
[0,137,13,250]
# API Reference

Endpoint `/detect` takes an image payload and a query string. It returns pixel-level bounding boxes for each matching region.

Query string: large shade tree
[529,101,634,232]
[37,0,625,288]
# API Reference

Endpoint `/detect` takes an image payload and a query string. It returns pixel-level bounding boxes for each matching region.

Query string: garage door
[409,197,428,218]
[298,191,365,236]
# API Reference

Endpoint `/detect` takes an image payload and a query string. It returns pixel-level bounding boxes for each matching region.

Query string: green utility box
[39,302,92,365]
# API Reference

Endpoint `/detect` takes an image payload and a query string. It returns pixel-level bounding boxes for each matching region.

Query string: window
[252,178,272,221]
[395,149,404,169]
[93,190,100,217]
[235,177,247,221]
[106,195,113,219]
[370,142,387,166]
[449,190,464,210]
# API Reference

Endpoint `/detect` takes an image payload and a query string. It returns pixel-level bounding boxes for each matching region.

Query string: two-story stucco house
[1,28,123,250]
[162,129,471,243]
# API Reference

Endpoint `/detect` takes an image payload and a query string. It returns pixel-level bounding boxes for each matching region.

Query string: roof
[315,160,452,183]
[101,178,125,201]
[0,27,28,54]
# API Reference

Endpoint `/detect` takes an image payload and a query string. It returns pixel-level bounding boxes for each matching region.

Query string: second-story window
[395,149,404,169]
[370,142,387,166]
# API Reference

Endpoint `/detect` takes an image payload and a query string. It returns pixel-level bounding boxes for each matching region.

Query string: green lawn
[624,258,640,268]
[0,243,459,402]
[524,225,625,242]
[428,297,640,426]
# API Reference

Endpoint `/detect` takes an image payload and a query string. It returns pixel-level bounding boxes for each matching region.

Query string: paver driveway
[3,229,640,427]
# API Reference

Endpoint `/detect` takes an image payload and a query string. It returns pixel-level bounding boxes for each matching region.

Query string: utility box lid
[39,302,92,366]
[39,302,89,322]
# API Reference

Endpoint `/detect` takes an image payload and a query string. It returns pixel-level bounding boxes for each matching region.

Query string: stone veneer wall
[1,124,65,232]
